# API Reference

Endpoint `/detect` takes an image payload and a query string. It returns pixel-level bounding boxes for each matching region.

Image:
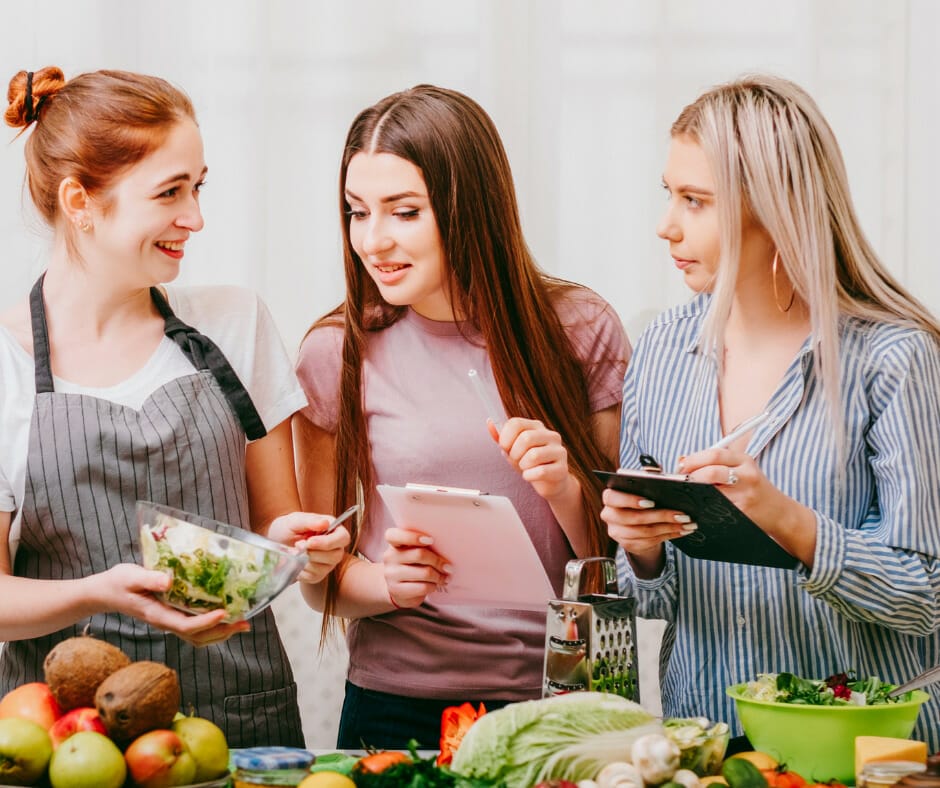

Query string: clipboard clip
[404,483,485,496]
[638,454,663,474]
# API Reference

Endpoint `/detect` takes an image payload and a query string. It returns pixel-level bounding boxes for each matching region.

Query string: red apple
[49,706,107,748]
[0,681,62,730]
[124,728,196,788]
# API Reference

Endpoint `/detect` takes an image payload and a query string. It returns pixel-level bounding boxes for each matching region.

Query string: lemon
[298,771,357,788]
[727,751,779,771]
[701,776,730,785]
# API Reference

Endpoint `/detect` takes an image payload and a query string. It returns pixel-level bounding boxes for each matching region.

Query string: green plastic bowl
[726,684,929,784]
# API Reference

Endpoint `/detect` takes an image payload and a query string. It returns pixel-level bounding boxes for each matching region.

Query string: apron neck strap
[151,287,267,441]
[29,274,54,394]
[27,277,266,441]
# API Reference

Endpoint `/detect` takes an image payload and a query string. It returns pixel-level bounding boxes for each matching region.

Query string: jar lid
[894,754,940,788]
[231,746,316,771]
[863,761,928,778]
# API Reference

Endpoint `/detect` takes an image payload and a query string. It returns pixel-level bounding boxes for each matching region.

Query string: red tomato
[762,767,808,788]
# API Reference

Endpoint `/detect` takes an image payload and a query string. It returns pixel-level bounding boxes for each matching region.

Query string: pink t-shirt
[296,286,630,699]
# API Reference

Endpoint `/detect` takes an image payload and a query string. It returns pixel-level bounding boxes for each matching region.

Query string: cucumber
[721,757,769,788]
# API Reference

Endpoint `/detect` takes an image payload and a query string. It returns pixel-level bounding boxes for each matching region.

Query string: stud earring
[75,217,92,233]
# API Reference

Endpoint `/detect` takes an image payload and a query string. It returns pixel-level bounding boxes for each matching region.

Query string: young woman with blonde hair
[294,84,630,748]
[602,74,940,748]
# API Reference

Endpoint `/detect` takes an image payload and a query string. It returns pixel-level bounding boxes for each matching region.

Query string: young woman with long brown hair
[0,67,350,746]
[294,84,630,748]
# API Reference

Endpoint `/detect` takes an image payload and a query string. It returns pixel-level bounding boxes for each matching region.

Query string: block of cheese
[856,736,928,777]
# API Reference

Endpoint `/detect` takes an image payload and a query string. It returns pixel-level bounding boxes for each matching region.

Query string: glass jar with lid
[857,761,927,788]
[232,746,316,787]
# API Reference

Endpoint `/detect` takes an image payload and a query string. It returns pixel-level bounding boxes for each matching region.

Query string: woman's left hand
[266,512,352,585]
[678,447,817,559]
[491,417,574,501]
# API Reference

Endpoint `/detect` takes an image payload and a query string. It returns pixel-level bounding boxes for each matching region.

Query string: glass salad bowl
[137,501,308,623]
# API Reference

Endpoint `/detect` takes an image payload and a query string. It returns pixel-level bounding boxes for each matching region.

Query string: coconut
[43,636,131,712]
[95,661,181,742]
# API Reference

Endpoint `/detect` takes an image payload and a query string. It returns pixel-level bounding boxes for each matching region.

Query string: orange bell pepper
[437,702,486,766]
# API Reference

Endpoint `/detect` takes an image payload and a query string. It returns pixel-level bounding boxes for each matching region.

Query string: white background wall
[1,0,937,748]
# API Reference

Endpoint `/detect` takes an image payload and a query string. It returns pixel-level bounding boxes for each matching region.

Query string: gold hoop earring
[772,251,795,313]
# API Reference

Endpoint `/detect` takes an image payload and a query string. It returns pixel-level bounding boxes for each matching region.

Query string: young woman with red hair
[0,67,349,746]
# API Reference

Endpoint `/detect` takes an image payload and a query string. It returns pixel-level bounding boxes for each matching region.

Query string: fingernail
[674,514,692,524]
[419,536,434,545]
[638,499,656,509]
[680,523,698,534]
[441,564,454,574]
[677,461,686,473]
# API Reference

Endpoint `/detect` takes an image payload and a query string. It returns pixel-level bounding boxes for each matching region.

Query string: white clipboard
[376,483,555,611]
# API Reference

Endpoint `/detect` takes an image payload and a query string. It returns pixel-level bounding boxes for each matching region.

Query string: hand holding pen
[266,506,356,585]
[602,411,776,564]
[677,410,772,485]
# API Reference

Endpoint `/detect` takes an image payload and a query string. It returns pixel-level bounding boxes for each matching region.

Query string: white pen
[467,368,504,429]
[322,503,361,535]
[708,411,772,451]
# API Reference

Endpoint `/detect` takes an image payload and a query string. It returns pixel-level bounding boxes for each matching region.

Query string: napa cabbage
[449,692,660,788]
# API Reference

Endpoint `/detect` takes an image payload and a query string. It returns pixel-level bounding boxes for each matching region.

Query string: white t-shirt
[0,285,307,552]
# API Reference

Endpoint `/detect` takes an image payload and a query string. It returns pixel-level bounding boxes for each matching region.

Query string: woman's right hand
[600,488,696,577]
[381,528,452,609]
[96,564,249,647]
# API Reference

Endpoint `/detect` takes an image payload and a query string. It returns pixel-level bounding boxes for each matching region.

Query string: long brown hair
[315,84,618,626]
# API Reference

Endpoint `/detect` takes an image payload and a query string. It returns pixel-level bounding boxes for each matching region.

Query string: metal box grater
[542,556,639,700]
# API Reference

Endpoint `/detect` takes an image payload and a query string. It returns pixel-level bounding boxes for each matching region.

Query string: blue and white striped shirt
[616,294,940,748]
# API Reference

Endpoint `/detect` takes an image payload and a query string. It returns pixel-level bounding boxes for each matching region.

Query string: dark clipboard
[594,469,798,569]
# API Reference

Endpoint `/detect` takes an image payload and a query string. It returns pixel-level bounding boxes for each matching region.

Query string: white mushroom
[672,768,702,788]
[630,733,681,785]
[597,761,645,788]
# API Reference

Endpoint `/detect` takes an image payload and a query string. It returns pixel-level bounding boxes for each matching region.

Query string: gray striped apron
[0,276,304,747]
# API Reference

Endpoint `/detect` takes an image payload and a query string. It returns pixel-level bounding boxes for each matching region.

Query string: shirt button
[736,615,747,628]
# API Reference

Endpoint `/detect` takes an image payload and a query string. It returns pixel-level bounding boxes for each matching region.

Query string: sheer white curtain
[1,0,937,747]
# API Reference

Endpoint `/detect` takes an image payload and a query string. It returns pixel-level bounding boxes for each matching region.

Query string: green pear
[48,730,125,788]
[172,715,229,781]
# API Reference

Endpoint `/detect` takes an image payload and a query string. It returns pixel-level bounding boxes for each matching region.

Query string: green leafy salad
[742,671,910,705]
[140,514,278,621]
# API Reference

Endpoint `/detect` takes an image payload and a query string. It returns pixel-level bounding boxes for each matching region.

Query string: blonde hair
[672,74,940,443]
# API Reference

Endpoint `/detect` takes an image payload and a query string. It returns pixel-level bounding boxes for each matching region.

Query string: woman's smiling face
[87,119,207,287]
[344,151,453,321]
